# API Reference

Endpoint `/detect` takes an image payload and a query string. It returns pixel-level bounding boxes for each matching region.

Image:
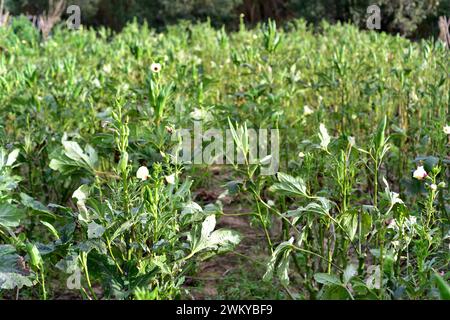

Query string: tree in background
[3,0,449,38]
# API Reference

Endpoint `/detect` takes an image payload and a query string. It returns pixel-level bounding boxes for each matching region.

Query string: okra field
[0,16,449,300]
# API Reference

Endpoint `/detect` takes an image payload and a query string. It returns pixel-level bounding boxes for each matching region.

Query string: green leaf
[56,252,79,274]
[319,284,350,300]
[6,149,20,166]
[110,220,135,242]
[26,243,42,269]
[343,264,357,284]
[207,229,241,251]
[49,140,97,176]
[314,273,342,286]
[287,198,332,218]
[434,273,450,300]
[41,221,60,240]
[0,202,25,228]
[191,215,241,254]
[88,222,106,239]
[374,115,387,152]
[20,193,54,216]
[263,238,294,284]
[339,210,358,241]
[270,172,307,197]
[0,245,33,290]
[360,210,373,238]
[87,251,127,299]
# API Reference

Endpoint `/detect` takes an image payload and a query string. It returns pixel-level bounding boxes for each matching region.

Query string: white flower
[103,64,111,74]
[387,219,398,230]
[165,174,175,185]
[444,125,450,135]
[318,123,330,151]
[298,152,305,158]
[72,185,88,202]
[348,136,355,147]
[413,166,427,180]
[430,184,437,191]
[303,105,313,116]
[93,78,101,88]
[136,166,149,181]
[151,63,162,73]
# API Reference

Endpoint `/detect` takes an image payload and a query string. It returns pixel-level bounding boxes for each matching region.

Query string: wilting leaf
[263,238,294,285]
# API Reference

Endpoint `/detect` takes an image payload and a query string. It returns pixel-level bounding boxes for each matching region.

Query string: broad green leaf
[201,215,216,240]
[0,202,25,228]
[88,221,106,239]
[343,264,357,284]
[270,172,307,197]
[207,229,241,250]
[287,198,332,218]
[319,284,350,300]
[0,245,33,290]
[20,193,53,216]
[263,238,294,284]
[340,210,358,241]
[56,252,79,274]
[87,251,127,299]
[314,273,342,286]
[75,239,107,255]
[191,215,241,254]
[49,140,97,176]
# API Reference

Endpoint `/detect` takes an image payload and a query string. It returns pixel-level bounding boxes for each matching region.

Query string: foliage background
[4,0,450,38]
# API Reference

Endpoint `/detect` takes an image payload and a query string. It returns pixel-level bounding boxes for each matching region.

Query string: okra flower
[165,174,175,185]
[151,63,162,73]
[444,125,450,135]
[136,166,150,181]
[413,166,427,180]
[303,105,313,116]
